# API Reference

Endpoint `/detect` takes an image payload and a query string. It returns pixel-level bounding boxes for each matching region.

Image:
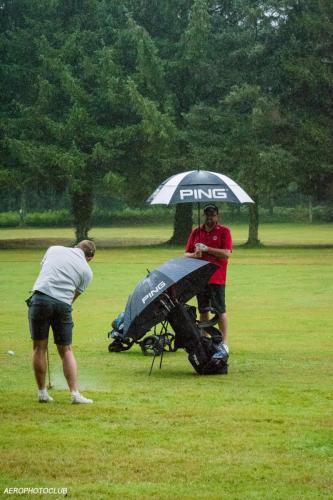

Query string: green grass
[0,245,333,499]
[0,222,332,246]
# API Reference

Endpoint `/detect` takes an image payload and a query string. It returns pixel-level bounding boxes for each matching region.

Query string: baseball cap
[203,203,218,214]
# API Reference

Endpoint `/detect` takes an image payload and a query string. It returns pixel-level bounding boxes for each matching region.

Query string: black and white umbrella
[147,170,254,205]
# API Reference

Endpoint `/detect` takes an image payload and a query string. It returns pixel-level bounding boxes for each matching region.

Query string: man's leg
[218,313,228,345]
[199,311,209,322]
[32,339,48,389]
[32,339,54,402]
[56,344,93,404]
[211,285,229,351]
[28,295,54,400]
[197,286,210,324]
[56,344,78,392]
[54,301,92,404]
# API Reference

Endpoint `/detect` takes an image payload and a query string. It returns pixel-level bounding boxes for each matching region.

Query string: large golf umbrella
[123,257,217,340]
[147,170,254,205]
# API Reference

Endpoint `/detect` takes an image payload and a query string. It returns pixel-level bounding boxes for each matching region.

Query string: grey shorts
[197,284,226,315]
[27,292,73,345]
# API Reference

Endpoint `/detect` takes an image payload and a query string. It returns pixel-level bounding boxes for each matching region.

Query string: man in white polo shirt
[27,240,95,404]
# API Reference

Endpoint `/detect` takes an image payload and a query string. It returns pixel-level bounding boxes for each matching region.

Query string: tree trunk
[246,196,261,246]
[71,186,93,243]
[168,203,193,245]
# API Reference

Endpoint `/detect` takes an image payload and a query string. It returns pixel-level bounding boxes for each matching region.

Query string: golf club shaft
[46,347,52,389]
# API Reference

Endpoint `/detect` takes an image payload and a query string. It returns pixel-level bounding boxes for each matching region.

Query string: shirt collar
[74,247,85,258]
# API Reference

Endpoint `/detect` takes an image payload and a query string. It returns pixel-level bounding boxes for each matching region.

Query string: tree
[1,0,331,242]
[183,1,327,244]
[268,0,333,220]
[0,1,73,223]
[167,0,215,244]
[97,14,177,209]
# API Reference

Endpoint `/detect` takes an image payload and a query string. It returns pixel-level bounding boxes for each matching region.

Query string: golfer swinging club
[27,240,95,404]
[185,203,232,355]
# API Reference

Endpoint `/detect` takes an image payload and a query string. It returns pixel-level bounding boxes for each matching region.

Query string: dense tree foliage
[0,0,332,243]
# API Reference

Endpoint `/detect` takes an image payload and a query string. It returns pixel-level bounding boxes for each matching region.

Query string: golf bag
[108,303,228,375]
[167,303,228,375]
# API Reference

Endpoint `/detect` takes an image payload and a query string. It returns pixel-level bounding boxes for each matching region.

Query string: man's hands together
[195,243,209,252]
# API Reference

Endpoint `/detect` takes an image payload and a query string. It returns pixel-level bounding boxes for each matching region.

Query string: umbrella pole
[197,202,201,242]
[46,347,53,390]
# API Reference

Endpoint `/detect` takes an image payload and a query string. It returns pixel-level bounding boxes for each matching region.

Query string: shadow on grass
[133,367,199,379]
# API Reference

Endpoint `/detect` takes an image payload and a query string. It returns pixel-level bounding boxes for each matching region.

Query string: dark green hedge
[0,205,332,228]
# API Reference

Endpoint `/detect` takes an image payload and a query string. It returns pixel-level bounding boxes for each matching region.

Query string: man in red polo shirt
[185,203,232,354]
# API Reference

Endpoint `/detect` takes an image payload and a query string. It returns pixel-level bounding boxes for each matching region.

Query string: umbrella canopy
[147,170,254,205]
[123,257,217,340]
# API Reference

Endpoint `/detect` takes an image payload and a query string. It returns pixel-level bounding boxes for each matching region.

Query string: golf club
[46,347,54,390]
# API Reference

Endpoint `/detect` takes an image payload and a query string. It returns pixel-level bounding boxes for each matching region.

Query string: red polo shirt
[185,223,232,285]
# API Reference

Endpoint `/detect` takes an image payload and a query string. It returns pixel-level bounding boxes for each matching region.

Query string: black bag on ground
[168,302,208,369]
[198,326,229,375]
[167,303,228,375]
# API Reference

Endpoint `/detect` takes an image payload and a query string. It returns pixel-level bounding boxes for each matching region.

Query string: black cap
[203,203,218,214]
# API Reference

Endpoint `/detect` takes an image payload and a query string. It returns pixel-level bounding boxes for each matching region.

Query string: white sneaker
[71,392,93,404]
[38,390,54,403]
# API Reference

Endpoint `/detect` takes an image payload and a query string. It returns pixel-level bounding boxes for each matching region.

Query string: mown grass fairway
[1,222,333,246]
[0,242,333,499]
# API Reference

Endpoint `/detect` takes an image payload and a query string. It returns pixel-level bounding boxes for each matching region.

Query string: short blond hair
[76,240,96,258]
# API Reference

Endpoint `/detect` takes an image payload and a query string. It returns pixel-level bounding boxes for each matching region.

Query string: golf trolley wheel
[140,333,176,356]
[108,339,134,352]
[163,332,176,352]
[108,340,122,352]
[140,336,163,356]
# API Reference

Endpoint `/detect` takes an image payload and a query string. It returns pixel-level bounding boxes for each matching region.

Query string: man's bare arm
[206,248,231,259]
[185,250,202,259]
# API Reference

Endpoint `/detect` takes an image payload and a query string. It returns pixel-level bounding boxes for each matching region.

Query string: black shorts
[197,284,226,315]
[28,292,73,345]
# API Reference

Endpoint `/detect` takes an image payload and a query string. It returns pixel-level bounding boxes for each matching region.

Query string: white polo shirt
[32,246,93,305]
